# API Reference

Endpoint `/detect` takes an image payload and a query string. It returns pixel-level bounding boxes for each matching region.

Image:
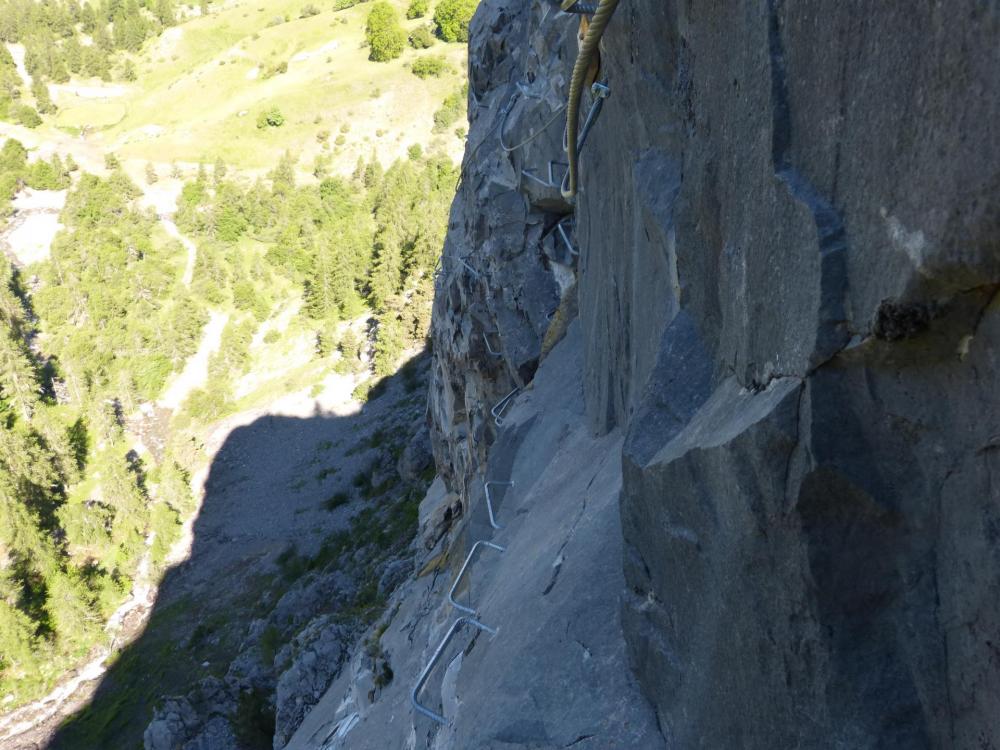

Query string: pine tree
[269,151,296,197]
[363,156,383,189]
[31,80,55,115]
[154,0,174,25]
[64,37,83,74]
[0,331,39,421]
[80,2,97,32]
[373,309,404,376]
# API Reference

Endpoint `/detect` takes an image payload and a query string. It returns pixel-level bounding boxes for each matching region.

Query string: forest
[0,137,456,708]
[0,0,179,126]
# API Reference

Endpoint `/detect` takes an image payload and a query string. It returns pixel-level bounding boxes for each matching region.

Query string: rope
[561,0,622,199]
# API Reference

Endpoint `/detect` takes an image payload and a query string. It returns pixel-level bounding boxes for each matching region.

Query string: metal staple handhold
[484,480,514,530]
[435,255,481,287]
[482,332,503,357]
[521,160,569,190]
[491,388,519,427]
[556,218,579,257]
[411,616,498,725]
[448,540,506,614]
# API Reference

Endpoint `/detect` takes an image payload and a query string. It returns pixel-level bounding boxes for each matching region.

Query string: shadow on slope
[46,351,432,750]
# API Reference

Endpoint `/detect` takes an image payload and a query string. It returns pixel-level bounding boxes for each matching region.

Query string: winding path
[159,214,197,286]
[158,310,229,411]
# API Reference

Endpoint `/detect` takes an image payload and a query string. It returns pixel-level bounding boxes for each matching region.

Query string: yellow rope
[561,0,621,200]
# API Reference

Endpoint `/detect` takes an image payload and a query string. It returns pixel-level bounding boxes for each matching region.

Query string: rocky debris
[143,678,238,750]
[141,359,435,750]
[273,618,350,749]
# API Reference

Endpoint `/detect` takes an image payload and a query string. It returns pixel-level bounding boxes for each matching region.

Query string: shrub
[256,106,285,129]
[323,491,349,511]
[300,3,321,17]
[262,60,288,78]
[410,55,447,78]
[407,143,423,160]
[433,0,478,42]
[432,86,465,132]
[13,104,41,128]
[406,0,428,18]
[365,2,406,62]
[408,24,435,48]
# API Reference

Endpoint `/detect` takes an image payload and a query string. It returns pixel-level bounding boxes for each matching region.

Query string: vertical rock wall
[430,0,1000,746]
[576,2,1000,747]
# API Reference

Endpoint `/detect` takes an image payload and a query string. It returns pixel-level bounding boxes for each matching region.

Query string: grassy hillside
[50,0,468,174]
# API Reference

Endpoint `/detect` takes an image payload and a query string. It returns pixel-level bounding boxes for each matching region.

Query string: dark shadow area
[44,350,433,750]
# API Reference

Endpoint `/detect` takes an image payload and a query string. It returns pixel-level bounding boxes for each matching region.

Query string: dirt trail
[158,310,229,411]
[159,215,197,286]
[5,44,30,90]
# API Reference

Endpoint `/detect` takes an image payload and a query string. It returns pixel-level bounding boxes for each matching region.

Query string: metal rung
[435,255,481,286]
[448,540,505,614]
[556,218,579,257]
[411,616,498,725]
[482,332,503,357]
[491,388,519,427]
[521,161,568,190]
[484,480,514,530]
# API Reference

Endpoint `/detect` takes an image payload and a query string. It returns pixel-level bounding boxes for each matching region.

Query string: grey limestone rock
[273,617,350,749]
[425,0,1000,747]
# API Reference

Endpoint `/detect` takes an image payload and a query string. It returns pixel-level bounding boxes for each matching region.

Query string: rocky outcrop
[428,0,579,506]
[273,618,349,748]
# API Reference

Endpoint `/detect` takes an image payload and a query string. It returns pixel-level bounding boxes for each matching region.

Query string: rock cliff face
[579,4,1000,747]
[426,0,1000,747]
[290,1,999,748]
